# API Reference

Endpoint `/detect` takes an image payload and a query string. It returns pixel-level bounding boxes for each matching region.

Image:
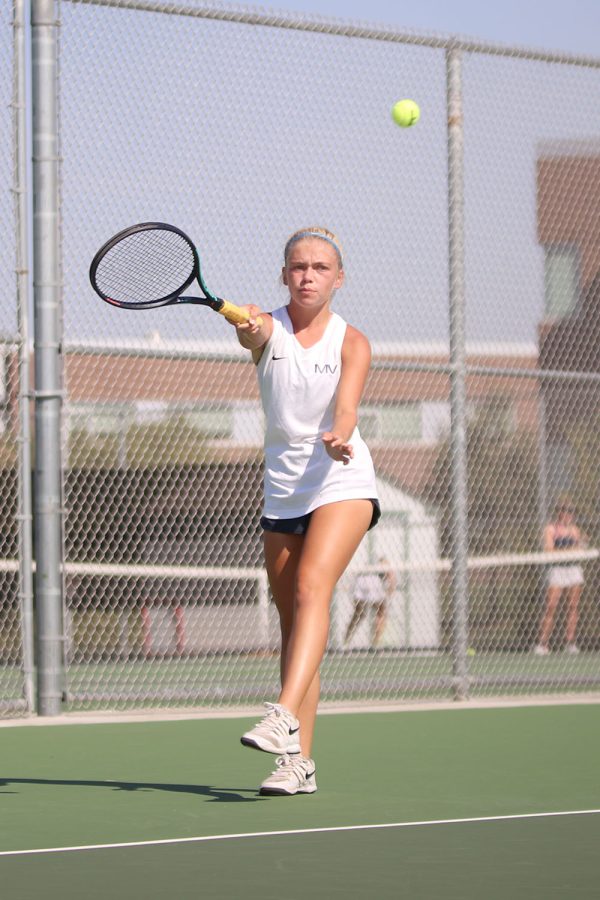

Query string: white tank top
[256,306,378,519]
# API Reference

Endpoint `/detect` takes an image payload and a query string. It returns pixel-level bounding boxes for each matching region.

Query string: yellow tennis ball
[392,99,420,128]
[466,647,476,658]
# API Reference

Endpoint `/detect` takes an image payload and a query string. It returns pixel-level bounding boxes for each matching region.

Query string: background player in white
[344,557,396,648]
[534,498,587,656]
[230,227,379,795]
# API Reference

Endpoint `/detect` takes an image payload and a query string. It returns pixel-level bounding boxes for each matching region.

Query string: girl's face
[282,238,344,310]
[558,508,574,525]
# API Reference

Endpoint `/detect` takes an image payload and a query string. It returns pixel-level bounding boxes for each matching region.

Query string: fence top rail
[63,0,600,69]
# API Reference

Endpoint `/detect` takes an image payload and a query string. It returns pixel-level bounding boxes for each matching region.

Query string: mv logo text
[315,363,338,375]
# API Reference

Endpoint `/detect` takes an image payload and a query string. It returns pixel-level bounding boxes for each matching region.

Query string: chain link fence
[2,0,600,716]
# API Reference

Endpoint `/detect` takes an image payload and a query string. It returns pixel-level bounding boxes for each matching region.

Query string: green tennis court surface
[1,703,599,898]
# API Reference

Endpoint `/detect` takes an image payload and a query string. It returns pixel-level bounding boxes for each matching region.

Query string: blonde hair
[283,226,344,268]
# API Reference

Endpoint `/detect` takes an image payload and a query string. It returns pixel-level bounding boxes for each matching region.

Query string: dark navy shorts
[260,499,381,536]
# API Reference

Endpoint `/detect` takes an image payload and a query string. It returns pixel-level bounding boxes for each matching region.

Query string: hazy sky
[51,0,599,347]
[2,1,599,349]
[254,0,600,58]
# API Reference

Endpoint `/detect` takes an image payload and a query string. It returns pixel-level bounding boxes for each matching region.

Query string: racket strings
[95,229,195,305]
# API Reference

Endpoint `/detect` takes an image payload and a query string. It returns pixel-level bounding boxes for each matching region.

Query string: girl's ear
[335,268,345,289]
[281,266,288,286]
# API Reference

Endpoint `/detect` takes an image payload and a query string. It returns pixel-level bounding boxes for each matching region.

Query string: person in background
[534,498,586,656]
[344,557,396,648]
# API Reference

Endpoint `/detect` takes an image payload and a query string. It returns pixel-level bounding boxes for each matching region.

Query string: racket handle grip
[219,299,263,327]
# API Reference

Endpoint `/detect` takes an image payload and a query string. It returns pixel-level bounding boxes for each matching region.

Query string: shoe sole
[259,785,317,796]
[240,735,301,755]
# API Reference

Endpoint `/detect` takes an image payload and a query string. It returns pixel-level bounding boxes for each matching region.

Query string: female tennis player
[229,226,379,795]
[534,498,587,656]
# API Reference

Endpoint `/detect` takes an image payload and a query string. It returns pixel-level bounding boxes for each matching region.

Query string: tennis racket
[89,222,261,325]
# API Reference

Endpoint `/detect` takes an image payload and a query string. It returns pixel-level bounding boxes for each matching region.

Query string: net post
[446,45,470,700]
[31,0,65,715]
[536,389,550,534]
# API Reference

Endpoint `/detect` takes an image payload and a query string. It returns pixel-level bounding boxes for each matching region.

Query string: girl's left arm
[322,325,371,464]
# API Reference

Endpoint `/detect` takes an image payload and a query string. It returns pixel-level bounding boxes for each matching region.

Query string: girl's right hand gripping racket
[89,222,261,326]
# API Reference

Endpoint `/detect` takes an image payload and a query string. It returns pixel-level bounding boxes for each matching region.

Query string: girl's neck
[286,302,332,334]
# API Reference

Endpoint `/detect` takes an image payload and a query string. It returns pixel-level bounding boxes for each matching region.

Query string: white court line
[1,808,598,858]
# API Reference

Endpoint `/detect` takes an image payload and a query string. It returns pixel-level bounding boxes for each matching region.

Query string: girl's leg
[538,586,562,647]
[263,530,320,757]
[344,601,367,645]
[565,585,582,644]
[277,500,372,718]
[373,602,387,646]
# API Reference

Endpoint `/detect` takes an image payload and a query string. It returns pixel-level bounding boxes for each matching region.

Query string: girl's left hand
[322,432,354,465]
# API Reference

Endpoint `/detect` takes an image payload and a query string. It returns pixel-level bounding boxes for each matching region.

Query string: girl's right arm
[230,304,273,363]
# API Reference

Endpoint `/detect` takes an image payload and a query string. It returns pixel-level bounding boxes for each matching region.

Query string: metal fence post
[12,0,35,712]
[446,45,470,700]
[536,388,550,533]
[31,0,64,715]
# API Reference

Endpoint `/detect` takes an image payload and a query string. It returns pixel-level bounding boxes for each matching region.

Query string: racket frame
[89,222,257,325]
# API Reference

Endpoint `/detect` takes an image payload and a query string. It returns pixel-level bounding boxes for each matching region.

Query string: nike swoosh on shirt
[272,355,286,360]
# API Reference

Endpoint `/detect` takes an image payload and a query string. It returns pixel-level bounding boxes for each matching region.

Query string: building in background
[0,336,542,657]
[51,337,541,493]
[537,142,600,510]
[537,141,600,366]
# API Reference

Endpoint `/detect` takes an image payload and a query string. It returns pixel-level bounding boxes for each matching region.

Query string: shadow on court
[0,777,264,803]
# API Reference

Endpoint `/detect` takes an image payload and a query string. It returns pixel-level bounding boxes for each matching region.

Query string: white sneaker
[566,643,580,655]
[241,702,301,755]
[259,754,317,796]
[533,644,549,656]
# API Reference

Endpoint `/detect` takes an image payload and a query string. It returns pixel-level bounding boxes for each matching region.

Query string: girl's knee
[295,572,330,611]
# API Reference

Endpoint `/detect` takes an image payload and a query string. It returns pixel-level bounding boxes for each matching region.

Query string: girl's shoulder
[342,323,371,359]
[270,306,288,326]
